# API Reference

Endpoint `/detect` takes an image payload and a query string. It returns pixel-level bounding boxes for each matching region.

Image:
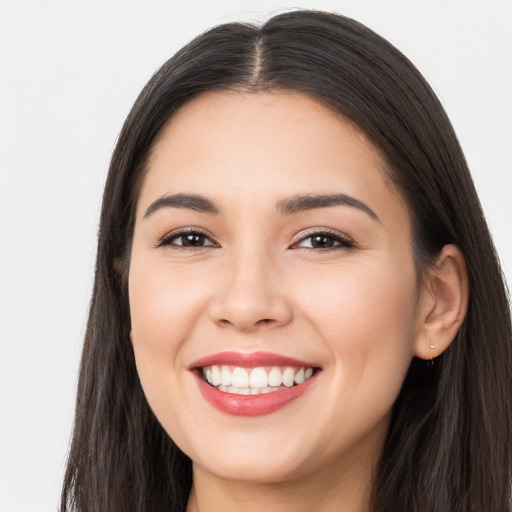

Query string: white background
[0,1,511,510]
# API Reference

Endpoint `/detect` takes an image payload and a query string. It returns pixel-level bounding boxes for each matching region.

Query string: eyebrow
[278,193,379,221]
[143,192,379,221]
[143,193,219,219]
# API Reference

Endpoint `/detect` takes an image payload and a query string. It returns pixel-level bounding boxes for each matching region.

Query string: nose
[208,247,293,332]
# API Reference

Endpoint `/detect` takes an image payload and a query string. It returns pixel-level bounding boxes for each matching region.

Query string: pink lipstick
[190,351,320,416]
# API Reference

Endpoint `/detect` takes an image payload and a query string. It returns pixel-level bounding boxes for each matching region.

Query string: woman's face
[129,91,426,484]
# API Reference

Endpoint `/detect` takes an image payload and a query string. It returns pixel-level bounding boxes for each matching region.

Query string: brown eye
[310,235,336,248]
[294,231,354,250]
[159,230,217,248]
[181,233,207,246]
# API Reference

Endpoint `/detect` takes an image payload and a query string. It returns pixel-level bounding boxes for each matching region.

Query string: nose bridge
[210,238,292,331]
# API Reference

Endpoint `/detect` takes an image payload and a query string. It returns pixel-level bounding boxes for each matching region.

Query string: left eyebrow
[278,193,379,221]
[143,193,220,219]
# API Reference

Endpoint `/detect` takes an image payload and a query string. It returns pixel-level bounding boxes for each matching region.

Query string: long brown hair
[61,10,511,511]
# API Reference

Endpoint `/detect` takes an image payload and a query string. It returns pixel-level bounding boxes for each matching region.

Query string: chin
[182,425,326,485]
[195,451,310,484]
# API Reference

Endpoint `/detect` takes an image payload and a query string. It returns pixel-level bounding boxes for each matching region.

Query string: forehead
[137,90,407,226]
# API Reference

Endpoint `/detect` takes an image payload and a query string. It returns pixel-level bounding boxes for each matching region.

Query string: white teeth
[202,364,316,394]
[211,366,222,386]
[231,367,249,388]
[221,367,232,386]
[294,367,305,384]
[249,367,268,388]
[282,367,295,387]
[218,385,288,395]
[268,367,282,387]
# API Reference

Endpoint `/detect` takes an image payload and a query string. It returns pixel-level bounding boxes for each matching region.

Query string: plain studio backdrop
[0,1,511,510]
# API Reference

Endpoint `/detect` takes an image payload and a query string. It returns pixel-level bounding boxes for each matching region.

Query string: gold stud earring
[429,344,435,366]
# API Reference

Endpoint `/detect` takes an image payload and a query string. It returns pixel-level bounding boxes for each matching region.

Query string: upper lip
[189,351,319,369]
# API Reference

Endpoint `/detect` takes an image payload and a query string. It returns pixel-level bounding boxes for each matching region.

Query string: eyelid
[290,227,355,250]
[155,227,219,248]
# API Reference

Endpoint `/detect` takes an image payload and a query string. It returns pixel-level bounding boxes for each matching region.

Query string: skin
[128,91,468,511]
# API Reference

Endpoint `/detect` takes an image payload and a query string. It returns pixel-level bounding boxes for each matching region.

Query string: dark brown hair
[61,10,511,512]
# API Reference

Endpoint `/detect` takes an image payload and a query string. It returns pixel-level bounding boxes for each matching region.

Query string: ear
[414,244,469,360]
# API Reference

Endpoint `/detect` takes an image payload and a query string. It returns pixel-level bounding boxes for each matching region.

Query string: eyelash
[157,228,355,252]
[156,228,218,250]
[291,229,355,251]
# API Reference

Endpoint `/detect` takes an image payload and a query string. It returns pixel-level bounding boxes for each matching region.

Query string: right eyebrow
[143,193,219,219]
[278,193,379,221]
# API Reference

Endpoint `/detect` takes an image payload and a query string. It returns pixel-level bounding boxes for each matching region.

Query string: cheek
[296,260,419,382]
[129,261,207,355]
[293,262,419,444]
[128,260,207,419]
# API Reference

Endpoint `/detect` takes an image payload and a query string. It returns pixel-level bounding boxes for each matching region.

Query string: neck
[186,452,377,512]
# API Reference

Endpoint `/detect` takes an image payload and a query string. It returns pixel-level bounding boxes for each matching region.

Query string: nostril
[210,292,293,330]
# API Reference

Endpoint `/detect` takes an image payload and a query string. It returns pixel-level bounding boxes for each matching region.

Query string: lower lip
[195,372,317,416]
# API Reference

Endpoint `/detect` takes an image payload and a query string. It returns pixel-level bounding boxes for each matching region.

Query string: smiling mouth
[191,352,321,416]
[200,365,317,395]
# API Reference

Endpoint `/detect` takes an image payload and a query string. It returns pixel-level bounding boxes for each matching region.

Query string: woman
[61,10,511,512]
